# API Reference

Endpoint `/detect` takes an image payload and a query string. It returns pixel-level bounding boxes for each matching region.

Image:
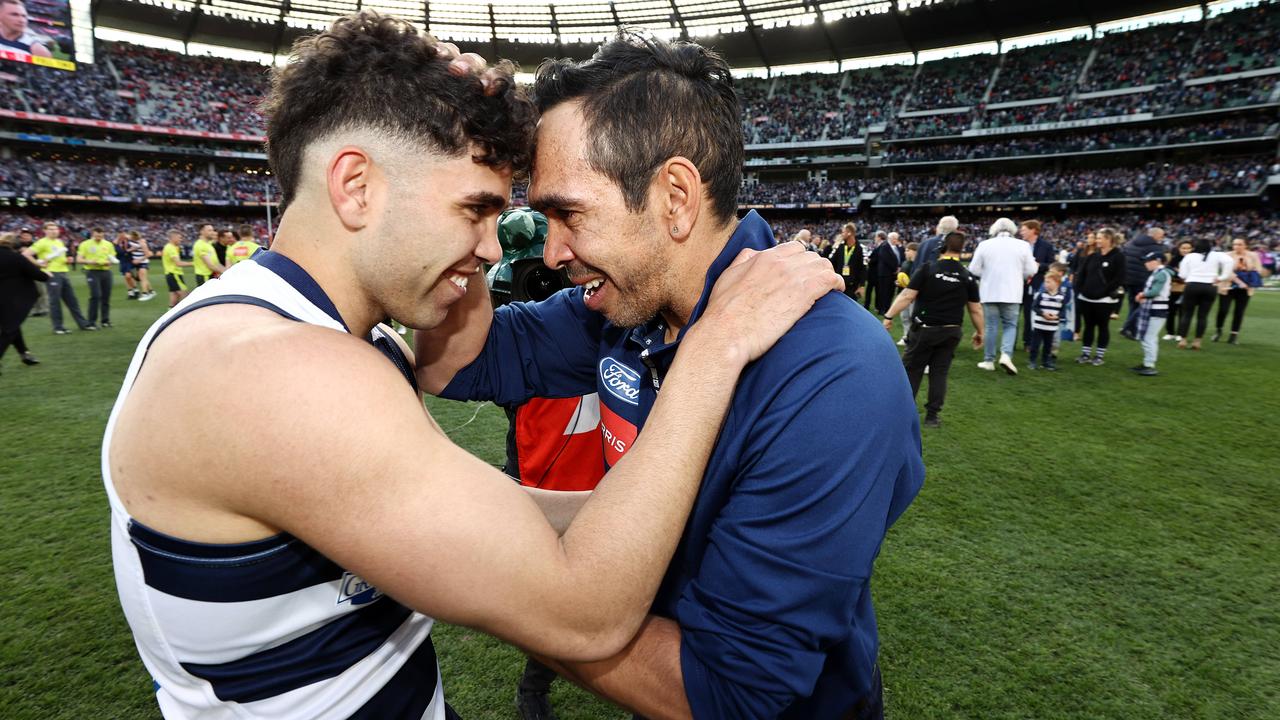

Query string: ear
[326,146,376,232]
[656,156,702,242]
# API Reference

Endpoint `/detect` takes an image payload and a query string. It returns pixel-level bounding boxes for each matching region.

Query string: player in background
[127,231,156,301]
[115,231,139,299]
[191,224,227,286]
[161,229,193,307]
[225,224,263,268]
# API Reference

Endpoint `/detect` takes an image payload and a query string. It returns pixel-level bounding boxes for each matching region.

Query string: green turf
[1,267,1276,719]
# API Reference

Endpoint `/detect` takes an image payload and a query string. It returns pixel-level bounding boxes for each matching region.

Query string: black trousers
[1079,301,1115,349]
[1028,328,1056,365]
[1215,287,1251,333]
[1178,282,1218,339]
[85,269,113,325]
[1167,290,1183,336]
[902,325,961,415]
[0,326,29,360]
[873,276,896,316]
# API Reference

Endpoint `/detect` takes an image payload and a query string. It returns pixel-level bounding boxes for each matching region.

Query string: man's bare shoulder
[110,304,428,542]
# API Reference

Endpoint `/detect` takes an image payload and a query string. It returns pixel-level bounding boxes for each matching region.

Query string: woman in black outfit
[0,232,48,373]
[1074,227,1125,365]
[1163,240,1193,341]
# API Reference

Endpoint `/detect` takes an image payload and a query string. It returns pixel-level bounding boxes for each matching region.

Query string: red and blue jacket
[443,211,924,718]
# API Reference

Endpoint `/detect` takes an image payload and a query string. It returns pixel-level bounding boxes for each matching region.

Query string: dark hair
[944,231,966,254]
[533,32,742,225]
[262,12,536,210]
[91,226,104,234]
[1193,237,1213,261]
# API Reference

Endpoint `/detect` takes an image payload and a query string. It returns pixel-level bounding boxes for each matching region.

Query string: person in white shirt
[967,218,1037,375]
[1176,237,1234,350]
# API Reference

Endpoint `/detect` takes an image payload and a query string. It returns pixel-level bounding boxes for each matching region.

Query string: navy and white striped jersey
[102,253,445,719]
[1032,288,1067,332]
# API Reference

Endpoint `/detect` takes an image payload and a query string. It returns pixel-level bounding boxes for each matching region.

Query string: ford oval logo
[599,357,641,406]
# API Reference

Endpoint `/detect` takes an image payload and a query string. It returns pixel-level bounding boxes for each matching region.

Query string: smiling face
[529,102,670,328]
[353,149,508,331]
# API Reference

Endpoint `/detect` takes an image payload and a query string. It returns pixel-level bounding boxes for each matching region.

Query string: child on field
[1132,250,1173,376]
[1029,272,1067,371]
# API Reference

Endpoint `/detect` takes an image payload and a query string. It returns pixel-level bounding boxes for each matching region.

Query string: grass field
[1,268,1277,719]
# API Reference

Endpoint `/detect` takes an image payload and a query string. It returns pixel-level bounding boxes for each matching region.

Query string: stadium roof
[93,0,1226,70]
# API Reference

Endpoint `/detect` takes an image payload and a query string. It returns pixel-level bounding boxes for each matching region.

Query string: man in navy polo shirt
[418,34,924,720]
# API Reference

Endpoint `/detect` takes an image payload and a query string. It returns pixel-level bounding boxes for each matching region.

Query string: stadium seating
[989,39,1092,102]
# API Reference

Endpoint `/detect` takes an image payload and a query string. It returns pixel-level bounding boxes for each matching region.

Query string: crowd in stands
[0,4,1275,148]
[877,157,1273,204]
[989,40,1091,102]
[882,117,1277,163]
[0,155,277,202]
[1082,23,1199,92]
[1187,3,1280,78]
[908,54,998,110]
[738,179,868,205]
[1,40,267,133]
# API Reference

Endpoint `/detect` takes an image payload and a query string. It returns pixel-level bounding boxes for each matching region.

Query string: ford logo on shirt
[599,357,641,406]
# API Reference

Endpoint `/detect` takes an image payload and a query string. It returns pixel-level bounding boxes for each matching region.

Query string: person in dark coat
[1019,220,1056,348]
[870,231,903,316]
[0,231,48,372]
[826,222,866,300]
[916,215,959,271]
[1121,227,1166,320]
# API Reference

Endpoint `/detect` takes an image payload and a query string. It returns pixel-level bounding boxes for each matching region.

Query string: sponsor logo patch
[599,357,641,406]
[336,571,383,606]
[599,404,638,467]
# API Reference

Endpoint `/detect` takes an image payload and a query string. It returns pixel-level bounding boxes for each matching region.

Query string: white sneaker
[977,361,995,371]
[897,337,907,346]
[1162,334,1176,341]
[998,353,1017,375]
[923,366,930,375]
[138,292,155,302]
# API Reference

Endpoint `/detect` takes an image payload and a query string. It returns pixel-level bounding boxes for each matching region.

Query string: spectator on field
[1048,261,1076,346]
[0,231,47,373]
[1027,271,1067,371]
[968,218,1037,375]
[1130,250,1175,376]
[869,231,903,317]
[1122,226,1168,324]
[1074,227,1126,365]
[826,222,866,301]
[916,215,958,271]
[882,230,983,428]
[1213,237,1263,345]
[1176,237,1234,350]
[1163,240,1193,341]
[1019,220,1056,349]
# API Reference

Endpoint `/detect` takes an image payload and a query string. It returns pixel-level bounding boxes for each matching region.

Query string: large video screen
[0,0,76,71]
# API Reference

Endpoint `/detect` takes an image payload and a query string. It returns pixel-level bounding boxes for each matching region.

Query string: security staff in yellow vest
[26,222,91,334]
[77,226,118,328]
[225,224,263,268]
[191,224,226,286]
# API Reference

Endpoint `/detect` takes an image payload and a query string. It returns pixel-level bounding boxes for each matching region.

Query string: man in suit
[827,222,866,300]
[871,231,903,316]
[1019,220,1055,349]
[863,230,885,310]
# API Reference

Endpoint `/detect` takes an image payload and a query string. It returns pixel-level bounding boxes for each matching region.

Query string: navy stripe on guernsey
[180,597,414,703]
[1032,290,1067,332]
[129,521,342,603]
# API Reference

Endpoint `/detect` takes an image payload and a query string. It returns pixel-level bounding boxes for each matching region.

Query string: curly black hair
[261,12,536,210]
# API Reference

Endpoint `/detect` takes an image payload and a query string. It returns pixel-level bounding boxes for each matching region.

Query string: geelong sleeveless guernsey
[101,251,446,719]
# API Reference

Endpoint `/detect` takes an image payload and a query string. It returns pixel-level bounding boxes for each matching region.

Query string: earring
[671,226,679,235]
